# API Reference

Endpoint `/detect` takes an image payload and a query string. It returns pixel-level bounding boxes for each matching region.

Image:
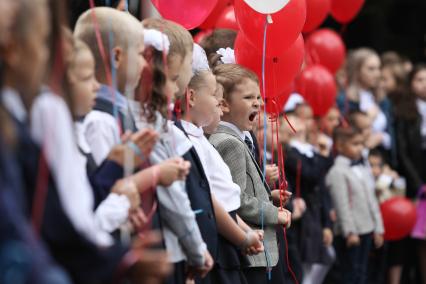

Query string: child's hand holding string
[242,230,264,255]
[265,164,279,186]
[112,179,140,210]
[271,189,292,205]
[155,157,191,187]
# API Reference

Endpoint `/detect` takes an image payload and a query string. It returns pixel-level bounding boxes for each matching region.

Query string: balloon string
[284,226,299,284]
[89,0,122,133]
[261,15,271,280]
[283,112,297,134]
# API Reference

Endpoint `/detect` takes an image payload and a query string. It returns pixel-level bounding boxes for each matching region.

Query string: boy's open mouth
[249,112,257,122]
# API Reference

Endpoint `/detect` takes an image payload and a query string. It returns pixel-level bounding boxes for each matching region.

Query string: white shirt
[181,120,241,212]
[29,90,113,247]
[75,121,131,233]
[359,90,391,149]
[289,139,315,158]
[416,99,426,141]
[83,110,121,166]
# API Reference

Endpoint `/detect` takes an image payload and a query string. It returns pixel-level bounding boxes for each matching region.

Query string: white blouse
[30,90,114,247]
[181,120,241,212]
[359,90,391,149]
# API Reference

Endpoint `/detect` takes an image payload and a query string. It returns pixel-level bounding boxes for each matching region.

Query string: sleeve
[94,193,131,233]
[326,169,357,237]
[215,138,279,226]
[396,120,423,196]
[366,174,385,234]
[84,111,121,166]
[89,160,124,208]
[150,141,206,267]
[320,181,333,229]
[31,94,113,247]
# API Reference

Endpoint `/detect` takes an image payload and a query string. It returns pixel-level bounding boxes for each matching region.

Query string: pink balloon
[235,33,305,98]
[215,5,238,30]
[234,0,306,57]
[330,0,365,24]
[151,0,218,30]
[305,29,346,74]
[302,0,331,33]
[295,64,337,117]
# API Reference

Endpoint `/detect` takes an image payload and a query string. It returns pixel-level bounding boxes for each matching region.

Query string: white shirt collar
[289,140,315,158]
[1,87,27,122]
[220,121,245,141]
[181,120,204,138]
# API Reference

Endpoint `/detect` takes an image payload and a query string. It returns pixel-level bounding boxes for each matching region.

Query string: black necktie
[351,159,364,167]
[244,136,256,158]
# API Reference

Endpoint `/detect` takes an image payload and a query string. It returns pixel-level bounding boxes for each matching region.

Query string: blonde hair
[345,48,380,101]
[346,48,379,87]
[74,7,141,77]
[212,64,258,101]
[142,18,193,62]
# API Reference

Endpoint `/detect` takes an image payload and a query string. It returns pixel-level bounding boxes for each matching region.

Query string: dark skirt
[211,210,249,284]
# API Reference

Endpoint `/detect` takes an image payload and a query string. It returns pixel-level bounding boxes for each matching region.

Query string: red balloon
[234,0,306,57]
[264,89,292,114]
[235,33,304,98]
[381,197,417,241]
[305,29,346,74]
[200,0,232,29]
[330,0,365,24]
[295,65,337,117]
[151,0,218,30]
[302,0,331,33]
[215,6,238,30]
[193,29,213,44]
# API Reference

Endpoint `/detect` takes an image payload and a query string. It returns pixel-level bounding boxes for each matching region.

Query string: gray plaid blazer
[209,124,279,267]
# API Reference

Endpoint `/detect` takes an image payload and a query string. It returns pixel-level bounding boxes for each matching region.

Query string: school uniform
[1,88,135,283]
[84,84,136,166]
[210,122,280,284]
[285,141,335,284]
[180,120,247,284]
[0,125,70,284]
[129,107,207,284]
[326,155,384,284]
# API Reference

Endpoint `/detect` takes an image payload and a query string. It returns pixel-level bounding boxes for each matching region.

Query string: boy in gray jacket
[326,127,384,284]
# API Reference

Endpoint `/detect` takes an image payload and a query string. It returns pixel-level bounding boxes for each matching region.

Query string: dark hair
[347,110,368,129]
[200,29,237,59]
[333,126,362,144]
[368,148,383,160]
[394,63,426,121]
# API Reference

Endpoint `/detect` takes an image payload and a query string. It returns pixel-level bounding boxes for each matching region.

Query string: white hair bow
[216,47,235,64]
[192,43,210,74]
[143,29,170,54]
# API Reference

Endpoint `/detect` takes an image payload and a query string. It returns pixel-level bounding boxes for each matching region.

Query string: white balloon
[243,0,290,14]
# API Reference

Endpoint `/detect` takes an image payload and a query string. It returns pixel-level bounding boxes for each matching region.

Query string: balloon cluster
[151,0,365,116]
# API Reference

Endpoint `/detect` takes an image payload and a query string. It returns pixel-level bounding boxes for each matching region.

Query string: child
[326,127,384,284]
[368,149,406,203]
[74,7,155,166]
[134,19,215,283]
[209,63,291,284]
[181,51,264,283]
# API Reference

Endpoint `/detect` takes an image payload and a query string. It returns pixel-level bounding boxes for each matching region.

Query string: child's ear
[112,46,123,69]
[186,88,196,108]
[221,99,230,114]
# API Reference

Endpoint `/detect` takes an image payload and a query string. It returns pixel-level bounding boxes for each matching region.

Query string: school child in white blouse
[181,60,264,282]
